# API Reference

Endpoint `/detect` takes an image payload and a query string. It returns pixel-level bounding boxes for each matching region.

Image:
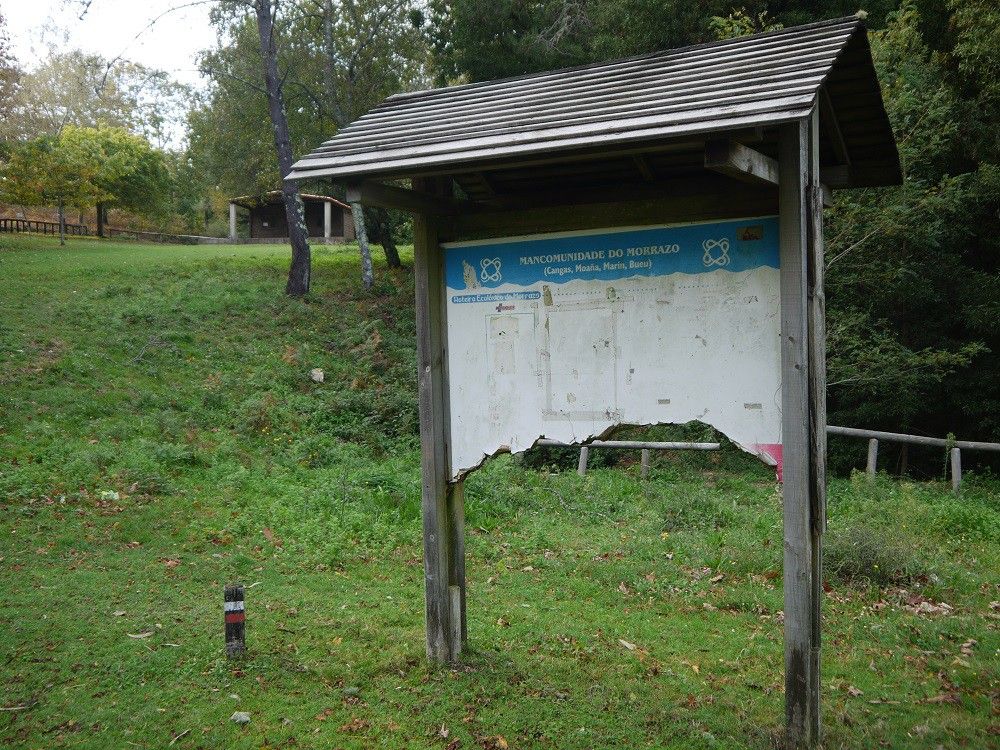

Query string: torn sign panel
[443,217,782,478]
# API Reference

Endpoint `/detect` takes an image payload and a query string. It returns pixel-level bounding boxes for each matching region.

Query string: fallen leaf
[161,558,180,568]
[846,685,863,697]
[709,573,724,583]
[262,527,283,547]
[339,717,369,733]
[960,639,976,656]
[126,631,153,639]
[618,639,637,651]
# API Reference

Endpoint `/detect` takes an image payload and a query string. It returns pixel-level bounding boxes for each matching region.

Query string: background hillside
[0,235,997,748]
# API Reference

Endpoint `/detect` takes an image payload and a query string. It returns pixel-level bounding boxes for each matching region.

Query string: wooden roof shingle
[288,16,899,188]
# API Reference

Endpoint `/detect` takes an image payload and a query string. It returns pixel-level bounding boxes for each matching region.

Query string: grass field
[1,233,998,749]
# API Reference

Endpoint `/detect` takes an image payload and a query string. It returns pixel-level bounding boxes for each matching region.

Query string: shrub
[823,523,931,586]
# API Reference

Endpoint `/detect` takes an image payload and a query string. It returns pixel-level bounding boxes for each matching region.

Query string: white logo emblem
[480,257,502,283]
[702,238,730,267]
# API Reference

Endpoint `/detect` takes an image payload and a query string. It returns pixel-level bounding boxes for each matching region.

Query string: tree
[820,1,1000,451]
[0,49,190,148]
[427,0,732,83]
[428,1,906,85]
[0,12,20,123]
[194,0,429,288]
[0,125,171,243]
[0,135,102,245]
[201,0,319,295]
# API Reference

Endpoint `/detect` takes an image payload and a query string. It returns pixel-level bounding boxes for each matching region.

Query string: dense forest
[1,0,998,469]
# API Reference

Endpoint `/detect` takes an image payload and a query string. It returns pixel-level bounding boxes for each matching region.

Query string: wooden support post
[323,200,332,239]
[449,479,467,645]
[229,203,237,242]
[224,584,246,658]
[866,439,878,477]
[805,106,827,747]
[779,109,824,749]
[640,449,651,479]
[950,448,962,494]
[577,446,590,476]
[413,177,464,664]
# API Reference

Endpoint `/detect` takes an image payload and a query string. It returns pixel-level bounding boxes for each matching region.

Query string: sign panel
[443,217,783,478]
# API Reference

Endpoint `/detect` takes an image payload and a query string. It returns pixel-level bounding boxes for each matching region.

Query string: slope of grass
[1,234,997,749]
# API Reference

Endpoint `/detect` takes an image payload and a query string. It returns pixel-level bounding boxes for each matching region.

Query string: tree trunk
[254,0,311,296]
[96,201,105,238]
[58,200,65,246]
[351,201,374,289]
[371,208,402,268]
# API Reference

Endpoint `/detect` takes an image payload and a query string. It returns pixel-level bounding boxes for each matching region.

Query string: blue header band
[444,216,779,291]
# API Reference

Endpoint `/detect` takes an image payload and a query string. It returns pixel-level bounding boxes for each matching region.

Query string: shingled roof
[288,16,899,189]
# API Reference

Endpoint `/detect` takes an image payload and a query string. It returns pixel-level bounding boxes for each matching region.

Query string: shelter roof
[288,16,899,189]
[230,191,350,210]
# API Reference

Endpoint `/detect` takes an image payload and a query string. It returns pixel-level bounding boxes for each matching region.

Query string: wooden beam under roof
[704,139,779,186]
[344,180,472,215]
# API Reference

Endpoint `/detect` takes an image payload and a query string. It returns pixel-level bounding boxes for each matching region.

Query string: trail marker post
[224,584,246,658]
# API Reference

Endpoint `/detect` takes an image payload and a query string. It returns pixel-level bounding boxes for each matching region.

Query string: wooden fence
[104,227,229,244]
[827,425,1000,493]
[546,426,999,492]
[536,438,722,478]
[0,218,90,236]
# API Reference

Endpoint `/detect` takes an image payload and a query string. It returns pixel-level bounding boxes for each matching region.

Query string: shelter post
[229,202,237,242]
[323,200,332,239]
[413,177,465,663]
[779,109,826,748]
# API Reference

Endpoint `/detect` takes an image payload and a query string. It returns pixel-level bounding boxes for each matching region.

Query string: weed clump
[660,487,735,531]
[823,523,931,587]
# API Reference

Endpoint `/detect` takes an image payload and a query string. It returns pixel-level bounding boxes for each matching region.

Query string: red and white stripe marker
[224,584,246,658]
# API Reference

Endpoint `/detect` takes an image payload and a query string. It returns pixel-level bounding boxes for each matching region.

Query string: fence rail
[536,438,721,478]
[545,426,998,491]
[104,227,229,244]
[826,424,1000,493]
[0,218,89,236]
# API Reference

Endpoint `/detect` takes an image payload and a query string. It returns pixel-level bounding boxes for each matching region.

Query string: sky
[2,0,217,88]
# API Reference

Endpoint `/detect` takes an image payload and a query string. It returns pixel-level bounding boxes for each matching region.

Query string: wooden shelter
[227,191,355,243]
[288,17,900,748]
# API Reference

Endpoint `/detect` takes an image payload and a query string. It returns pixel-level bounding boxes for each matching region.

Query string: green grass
[1,233,997,749]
